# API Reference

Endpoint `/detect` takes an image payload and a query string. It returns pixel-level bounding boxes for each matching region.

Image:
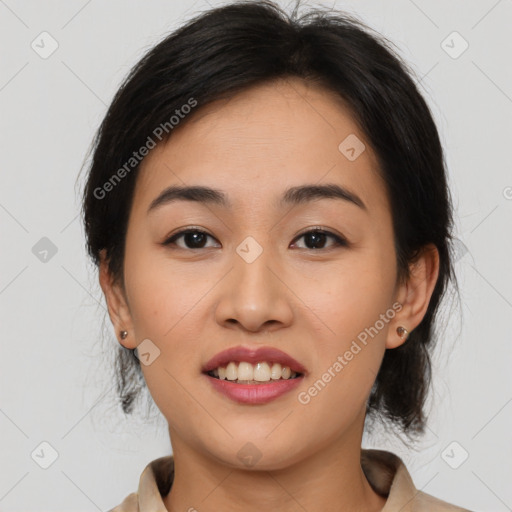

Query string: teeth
[238,362,254,381]
[270,363,282,380]
[253,362,270,381]
[225,361,238,381]
[211,361,299,382]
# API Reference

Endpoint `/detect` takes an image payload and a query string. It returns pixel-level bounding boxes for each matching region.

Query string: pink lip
[204,373,304,405]
[202,345,307,375]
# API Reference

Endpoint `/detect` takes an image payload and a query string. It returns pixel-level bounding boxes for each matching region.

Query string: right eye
[162,228,220,250]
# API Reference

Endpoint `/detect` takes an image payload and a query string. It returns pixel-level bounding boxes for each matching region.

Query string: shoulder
[105,455,173,512]
[106,491,139,512]
[412,489,474,511]
[361,449,473,512]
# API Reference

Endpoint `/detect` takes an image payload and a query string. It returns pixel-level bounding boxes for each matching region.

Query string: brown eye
[163,229,219,249]
[291,229,348,250]
[162,227,348,251]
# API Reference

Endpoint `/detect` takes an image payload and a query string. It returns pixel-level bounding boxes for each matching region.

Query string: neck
[163,413,387,512]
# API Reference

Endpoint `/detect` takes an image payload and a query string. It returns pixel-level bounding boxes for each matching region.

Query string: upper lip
[202,345,307,375]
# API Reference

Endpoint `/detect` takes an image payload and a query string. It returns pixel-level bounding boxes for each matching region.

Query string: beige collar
[126,448,470,512]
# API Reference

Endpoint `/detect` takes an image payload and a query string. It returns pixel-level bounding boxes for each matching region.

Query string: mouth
[204,362,303,384]
[202,346,307,404]
[202,345,307,381]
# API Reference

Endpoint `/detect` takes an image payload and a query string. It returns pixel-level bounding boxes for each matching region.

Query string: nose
[214,243,294,333]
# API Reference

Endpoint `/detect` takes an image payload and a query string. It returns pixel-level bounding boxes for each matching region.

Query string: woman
[80,1,472,510]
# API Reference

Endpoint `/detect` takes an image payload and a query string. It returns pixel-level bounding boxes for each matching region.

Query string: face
[102,77,424,470]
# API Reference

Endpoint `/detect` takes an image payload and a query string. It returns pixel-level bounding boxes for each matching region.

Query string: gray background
[1,0,511,510]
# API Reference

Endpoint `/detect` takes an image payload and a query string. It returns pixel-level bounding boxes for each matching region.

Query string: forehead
[133,77,388,218]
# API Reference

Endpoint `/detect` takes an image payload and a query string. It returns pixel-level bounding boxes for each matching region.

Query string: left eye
[162,228,347,250]
[291,229,348,250]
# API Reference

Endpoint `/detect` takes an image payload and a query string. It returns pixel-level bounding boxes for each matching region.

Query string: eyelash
[162,226,348,251]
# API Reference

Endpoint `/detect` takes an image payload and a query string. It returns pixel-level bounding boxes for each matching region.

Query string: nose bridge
[215,232,293,331]
[233,233,278,299]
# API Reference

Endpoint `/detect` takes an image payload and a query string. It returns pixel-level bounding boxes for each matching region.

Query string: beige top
[108,448,472,511]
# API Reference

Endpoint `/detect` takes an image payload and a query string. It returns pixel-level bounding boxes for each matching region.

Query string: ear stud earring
[396,326,409,339]
[120,328,409,342]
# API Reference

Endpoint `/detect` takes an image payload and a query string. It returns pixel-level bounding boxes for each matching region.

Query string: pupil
[186,232,206,248]
[306,232,326,249]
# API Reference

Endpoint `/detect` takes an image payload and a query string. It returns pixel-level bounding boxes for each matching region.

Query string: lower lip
[204,374,303,405]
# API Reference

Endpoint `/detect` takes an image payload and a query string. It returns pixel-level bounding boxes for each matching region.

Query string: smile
[202,345,307,404]
[206,361,302,383]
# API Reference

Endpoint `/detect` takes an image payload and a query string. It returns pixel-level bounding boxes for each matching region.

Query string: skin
[99,76,439,512]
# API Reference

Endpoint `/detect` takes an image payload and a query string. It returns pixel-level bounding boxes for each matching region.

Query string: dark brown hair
[80,0,460,441]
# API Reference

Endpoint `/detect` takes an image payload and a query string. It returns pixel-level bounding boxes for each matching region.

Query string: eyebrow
[147,183,367,214]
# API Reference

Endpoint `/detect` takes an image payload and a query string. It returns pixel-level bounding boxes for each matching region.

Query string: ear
[386,243,440,349]
[98,249,137,349]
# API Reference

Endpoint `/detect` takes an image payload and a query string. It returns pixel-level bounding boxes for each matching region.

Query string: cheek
[122,247,205,421]
[301,250,395,393]
[122,243,213,398]
[295,274,391,433]
[307,253,395,344]
[123,242,207,339]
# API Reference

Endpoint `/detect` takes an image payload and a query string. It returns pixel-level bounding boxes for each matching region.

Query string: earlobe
[386,244,440,350]
[98,249,137,349]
